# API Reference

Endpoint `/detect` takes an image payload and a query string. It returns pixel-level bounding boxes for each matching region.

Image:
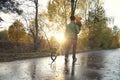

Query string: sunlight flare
[55,32,65,43]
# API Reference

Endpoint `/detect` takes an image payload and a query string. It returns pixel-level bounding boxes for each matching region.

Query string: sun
[47,31,66,44]
[55,32,65,43]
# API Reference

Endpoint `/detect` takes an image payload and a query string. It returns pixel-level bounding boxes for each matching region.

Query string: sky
[0,0,49,31]
[104,0,120,27]
[0,0,120,31]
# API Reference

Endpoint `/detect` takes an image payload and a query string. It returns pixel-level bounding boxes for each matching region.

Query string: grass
[0,48,106,62]
[0,51,51,62]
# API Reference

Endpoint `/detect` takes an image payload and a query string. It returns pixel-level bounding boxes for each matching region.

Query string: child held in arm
[76,16,82,30]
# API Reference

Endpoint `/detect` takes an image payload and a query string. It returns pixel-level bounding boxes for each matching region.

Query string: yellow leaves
[8,20,26,42]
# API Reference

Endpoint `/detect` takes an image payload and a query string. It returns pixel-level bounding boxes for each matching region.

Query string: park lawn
[0,48,101,62]
[0,51,51,62]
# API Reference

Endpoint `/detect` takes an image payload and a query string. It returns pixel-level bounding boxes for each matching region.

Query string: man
[65,16,81,63]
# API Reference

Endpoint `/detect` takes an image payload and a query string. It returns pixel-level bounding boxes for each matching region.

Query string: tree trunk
[34,0,38,51]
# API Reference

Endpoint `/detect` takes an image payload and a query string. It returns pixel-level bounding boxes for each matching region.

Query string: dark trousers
[65,39,77,60]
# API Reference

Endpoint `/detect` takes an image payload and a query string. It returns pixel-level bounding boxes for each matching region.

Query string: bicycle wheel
[50,48,57,62]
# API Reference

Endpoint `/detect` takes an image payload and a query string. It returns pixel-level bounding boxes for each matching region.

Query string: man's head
[70,16,75,21]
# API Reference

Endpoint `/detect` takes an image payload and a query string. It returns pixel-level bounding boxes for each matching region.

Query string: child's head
[76,16,82,22]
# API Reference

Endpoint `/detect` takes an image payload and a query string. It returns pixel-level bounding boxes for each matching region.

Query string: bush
[0,41,33,53]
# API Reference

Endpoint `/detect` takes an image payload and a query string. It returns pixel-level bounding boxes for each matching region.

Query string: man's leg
[65,40,71,62]
[72,39,77,62]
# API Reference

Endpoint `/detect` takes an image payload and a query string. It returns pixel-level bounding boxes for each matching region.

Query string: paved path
[0,48,120,80]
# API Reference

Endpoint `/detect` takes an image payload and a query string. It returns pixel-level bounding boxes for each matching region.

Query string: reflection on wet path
[0,48,120,80]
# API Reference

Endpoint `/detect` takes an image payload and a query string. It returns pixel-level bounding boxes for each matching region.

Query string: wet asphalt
[0,48,120,80]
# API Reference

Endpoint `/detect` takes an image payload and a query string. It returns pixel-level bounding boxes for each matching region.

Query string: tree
[113,25,120,36]
[48,0,108,50]
[25,0,41,51]
[100,27,112,49]
[86,4,108,49]
[0,0,23,14]
[8,20,26,42]
[47,0,94,21]
[28,20,36,44]
[33,0,39,51]
[48,0,79,31]
[111,25,120,48]
[78,28,89,50]
[118,33,120,47]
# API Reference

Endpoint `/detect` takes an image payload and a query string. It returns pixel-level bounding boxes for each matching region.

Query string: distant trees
[111,26,120,48]
[47,0,120,50]
[87,5,108,49]
[8,20,26,42]
[0,30,8,41]
[0,0,120,53]
[77,0,120,50]
[0,20,28,53]
[100,27,113,49]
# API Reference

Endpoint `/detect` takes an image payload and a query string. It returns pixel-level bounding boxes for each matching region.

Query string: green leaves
[0,30,7,41]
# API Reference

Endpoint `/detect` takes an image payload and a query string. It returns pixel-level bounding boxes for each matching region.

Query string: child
[76,16,82,30]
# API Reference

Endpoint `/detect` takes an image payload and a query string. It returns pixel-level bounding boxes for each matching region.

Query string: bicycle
[40,27,57,62]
